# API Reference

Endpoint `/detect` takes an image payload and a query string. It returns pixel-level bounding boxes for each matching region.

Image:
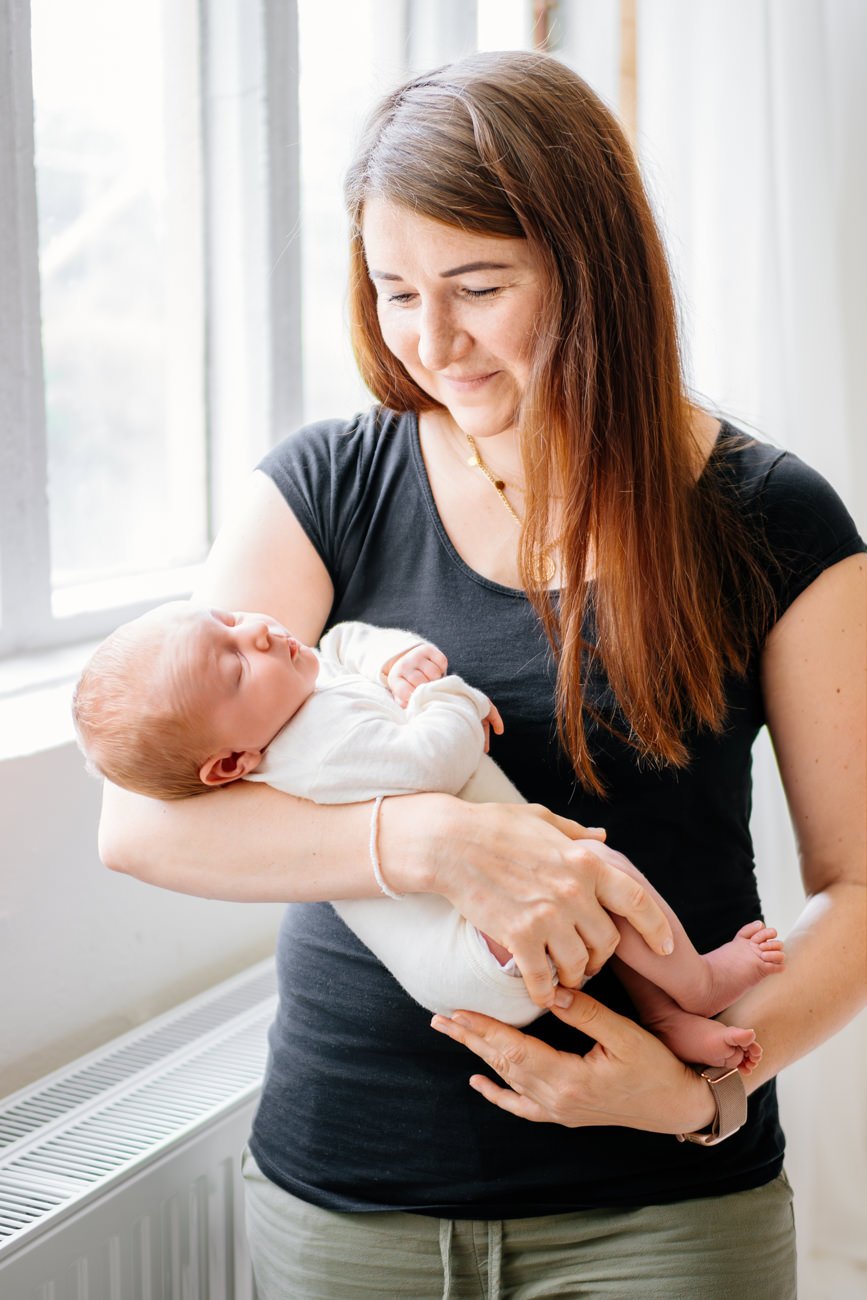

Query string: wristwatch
[677,1064,747,1146]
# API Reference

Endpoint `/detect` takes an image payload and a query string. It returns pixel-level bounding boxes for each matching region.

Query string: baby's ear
[199,749,263,787]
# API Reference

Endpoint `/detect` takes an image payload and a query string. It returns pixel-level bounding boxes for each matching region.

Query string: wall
[0,724,284,1097]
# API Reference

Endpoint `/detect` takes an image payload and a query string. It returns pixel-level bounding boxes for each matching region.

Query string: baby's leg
[611,960,763,1073]
[336,756,545,1026]
[333,893,543,1027]
[600,846,785,1016]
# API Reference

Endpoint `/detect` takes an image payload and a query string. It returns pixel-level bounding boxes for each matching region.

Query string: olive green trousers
[242,1149,797,1299]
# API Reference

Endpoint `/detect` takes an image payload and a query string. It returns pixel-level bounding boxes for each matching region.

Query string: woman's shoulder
[717,422,861,533]
[717,421,866,608]
[256,406,420,578]
[259,405,416,487]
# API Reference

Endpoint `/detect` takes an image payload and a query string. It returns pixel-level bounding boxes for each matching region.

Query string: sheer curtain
[632,2,866,1294]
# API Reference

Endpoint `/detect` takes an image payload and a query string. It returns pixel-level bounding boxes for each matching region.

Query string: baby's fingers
[416,654,447,682]
[391,665,432,706]
[485,702,505,736]
[424,647,449,676]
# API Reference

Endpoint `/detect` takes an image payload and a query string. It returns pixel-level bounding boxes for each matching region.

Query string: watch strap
[677,1064,747,1146]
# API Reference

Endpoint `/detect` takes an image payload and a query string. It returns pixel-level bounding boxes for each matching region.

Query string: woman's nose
[416,303,470,371]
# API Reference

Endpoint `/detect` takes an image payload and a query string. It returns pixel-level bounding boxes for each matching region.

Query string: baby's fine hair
[72,617,211,801]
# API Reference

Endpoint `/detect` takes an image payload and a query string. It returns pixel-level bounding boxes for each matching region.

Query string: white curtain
[632,3,867,1295]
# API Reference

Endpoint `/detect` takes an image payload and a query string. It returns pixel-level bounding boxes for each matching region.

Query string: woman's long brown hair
[344,51,772,793]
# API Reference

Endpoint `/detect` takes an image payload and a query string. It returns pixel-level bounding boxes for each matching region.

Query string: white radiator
[0,960,277,1299]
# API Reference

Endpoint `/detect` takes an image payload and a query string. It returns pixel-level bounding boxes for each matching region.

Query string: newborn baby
[73,602,784,1065]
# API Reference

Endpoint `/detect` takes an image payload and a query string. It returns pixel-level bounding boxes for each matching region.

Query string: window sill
[0,641,98,761]
[0,568,202,761]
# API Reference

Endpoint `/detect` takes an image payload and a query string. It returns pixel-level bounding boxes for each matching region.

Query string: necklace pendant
[530,549,557,585]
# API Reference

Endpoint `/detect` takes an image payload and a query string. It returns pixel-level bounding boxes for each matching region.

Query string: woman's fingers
[499,902,594,1004]
[532,806,607,842]
[509,954,563,1007]
[549,988,636,1050]
[431,1009,584,1126]
[543,930,591,993]
[467,1073,550,1121]
[431,1010,551,1083]
[559,911,621,982]
[431,993,700,1131]
[433,994,632,1077]
[425,800,667,1000]
[592,858,673,957]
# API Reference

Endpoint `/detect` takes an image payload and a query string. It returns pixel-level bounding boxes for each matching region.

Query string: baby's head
[73,602,319,799]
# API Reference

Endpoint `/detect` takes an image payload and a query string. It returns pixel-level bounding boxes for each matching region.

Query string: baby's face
[150,604,319,753]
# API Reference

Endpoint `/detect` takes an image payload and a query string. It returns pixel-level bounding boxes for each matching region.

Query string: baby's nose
[243,618,272,650]
[257,626,273,649]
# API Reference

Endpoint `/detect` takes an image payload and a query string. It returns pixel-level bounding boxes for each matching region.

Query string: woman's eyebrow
[369,260,511,281]
[439,260,510,278]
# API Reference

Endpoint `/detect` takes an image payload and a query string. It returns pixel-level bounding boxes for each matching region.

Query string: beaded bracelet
[369,795,404,900]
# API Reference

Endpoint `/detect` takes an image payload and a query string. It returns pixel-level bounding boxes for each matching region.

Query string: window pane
[297,1,402,423]
[31,0,207,597]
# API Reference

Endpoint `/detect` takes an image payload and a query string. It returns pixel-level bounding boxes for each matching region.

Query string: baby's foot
[685,921,785,1018]
[737,1041,763,1076]
[646,1003,762,1070]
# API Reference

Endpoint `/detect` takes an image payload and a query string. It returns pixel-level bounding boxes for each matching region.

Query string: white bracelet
[369,795,404,900]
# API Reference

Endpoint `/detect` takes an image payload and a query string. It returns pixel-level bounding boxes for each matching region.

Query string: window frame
[0,0,506,667]
[0,0,303,662]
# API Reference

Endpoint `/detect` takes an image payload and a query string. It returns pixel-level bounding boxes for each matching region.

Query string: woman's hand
[431,990,715,1134]
[384,795,673,1008]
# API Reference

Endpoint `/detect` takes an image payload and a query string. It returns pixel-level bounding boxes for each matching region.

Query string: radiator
[0,960,277,1299]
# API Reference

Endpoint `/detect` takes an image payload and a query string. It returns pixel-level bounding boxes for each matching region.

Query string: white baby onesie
[246,621,543,1026]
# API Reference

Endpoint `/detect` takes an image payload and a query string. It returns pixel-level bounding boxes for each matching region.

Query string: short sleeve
[257,407,416,599]
[757,451,866,618]
[257,413,376,575]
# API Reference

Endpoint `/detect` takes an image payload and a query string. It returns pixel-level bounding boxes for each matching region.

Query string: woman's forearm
[98,782,673,1007]
[98,779,439,902]
[722,880,867,1093]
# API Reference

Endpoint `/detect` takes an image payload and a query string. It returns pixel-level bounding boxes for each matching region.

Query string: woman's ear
[199,749,263,787]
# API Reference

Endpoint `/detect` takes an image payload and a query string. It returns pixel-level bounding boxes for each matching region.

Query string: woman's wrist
[676,1067,721,1134]
[376,792,462,895]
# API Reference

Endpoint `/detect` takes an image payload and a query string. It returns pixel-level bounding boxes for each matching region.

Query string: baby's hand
[482,701,505,752]
[386,642,448,708]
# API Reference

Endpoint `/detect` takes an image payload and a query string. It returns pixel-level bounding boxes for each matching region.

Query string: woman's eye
[462,286,500,299]
[385,291,416,305]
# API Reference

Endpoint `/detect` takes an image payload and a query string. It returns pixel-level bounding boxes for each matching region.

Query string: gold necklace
[464,433,557,584]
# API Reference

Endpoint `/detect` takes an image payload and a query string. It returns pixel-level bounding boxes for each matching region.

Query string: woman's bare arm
[98,471,673,1005]
[433,553,867,1125]
[716,550,867,1088]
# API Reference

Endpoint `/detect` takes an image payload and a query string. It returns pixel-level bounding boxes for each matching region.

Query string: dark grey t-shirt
[249,407,865,1216]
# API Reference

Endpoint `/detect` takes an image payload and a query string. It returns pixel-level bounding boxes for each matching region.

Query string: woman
[100,52,866,1297]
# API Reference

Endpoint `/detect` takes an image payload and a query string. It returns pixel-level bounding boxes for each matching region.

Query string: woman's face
[362,198,546,440]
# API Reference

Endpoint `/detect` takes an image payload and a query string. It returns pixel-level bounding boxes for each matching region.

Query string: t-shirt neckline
[407,411,729,598]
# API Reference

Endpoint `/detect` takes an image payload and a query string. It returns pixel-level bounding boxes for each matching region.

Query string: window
[31,0,207,601]
[0,0,542,666]
[1,0,210,658]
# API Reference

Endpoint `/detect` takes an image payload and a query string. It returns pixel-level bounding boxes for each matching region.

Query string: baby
[73,602,785,1068]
